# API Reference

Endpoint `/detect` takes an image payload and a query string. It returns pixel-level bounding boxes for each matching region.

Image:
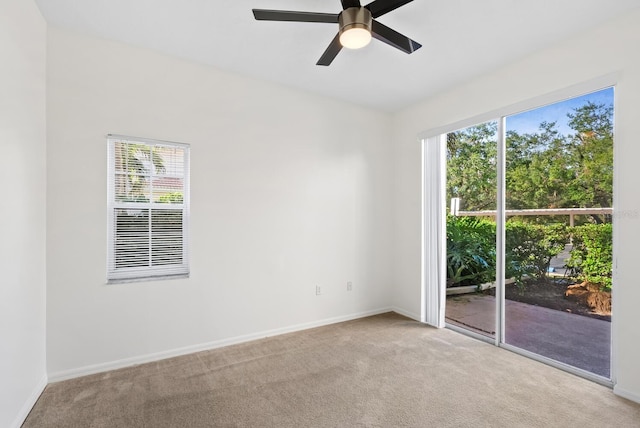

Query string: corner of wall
[10,375,48,428]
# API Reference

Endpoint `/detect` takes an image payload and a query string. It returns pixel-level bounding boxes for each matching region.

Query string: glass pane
[113,141,152,202]
[114,208,150,268]
[153,176,184,204]
[504,88,613,378]
[152,146,185,203]
[151,209,183,266]
[114,173,129,202]
[113,141,127,174]
[158,146,185,177]
[445,121,498,338]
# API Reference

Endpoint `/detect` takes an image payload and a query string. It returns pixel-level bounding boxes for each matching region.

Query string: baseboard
[48,307,393,382]
[613,385,640,404]
[391,306,421,322]
[11,374,47,428]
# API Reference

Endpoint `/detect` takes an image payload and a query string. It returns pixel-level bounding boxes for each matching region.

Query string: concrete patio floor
[446,294,611,378]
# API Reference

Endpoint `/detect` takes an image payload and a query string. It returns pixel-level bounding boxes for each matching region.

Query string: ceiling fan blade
[253,9,339,23]
[341,0,362,9]
[371,20,421,54]
[317,34,343,66]
[365,0,414,18]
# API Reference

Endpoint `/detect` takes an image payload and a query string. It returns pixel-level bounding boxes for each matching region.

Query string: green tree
[565,102,614,217]
[506,121,574,210]
[504,102,613,223]
[447,102,613,223]
[446,122,497,211]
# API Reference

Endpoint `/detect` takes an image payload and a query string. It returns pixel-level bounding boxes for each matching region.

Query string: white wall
[0,0,48,426]
[392,9,640,402]
[46,27,393,378]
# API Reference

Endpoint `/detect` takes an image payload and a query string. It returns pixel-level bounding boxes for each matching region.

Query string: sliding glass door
[502,89,613,378]
[444,121,497,339]
[438,87,613,380]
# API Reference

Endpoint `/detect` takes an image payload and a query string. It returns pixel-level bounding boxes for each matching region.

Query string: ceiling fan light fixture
[338,7,372,50]
[253,2,422,66]
[340,26,371,49]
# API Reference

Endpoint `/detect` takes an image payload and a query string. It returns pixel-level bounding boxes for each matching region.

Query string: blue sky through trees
[506,87,613,136]
[446,87,614,213]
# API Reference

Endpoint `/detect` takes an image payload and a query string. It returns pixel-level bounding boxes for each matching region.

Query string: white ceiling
[35,0,640,112]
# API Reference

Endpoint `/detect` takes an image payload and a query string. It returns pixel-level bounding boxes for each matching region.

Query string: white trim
[610,84,619,386]
[11,374,47,428]
[107,134,190,149]
[421,138,427,323]
[417,73,619,140]
[446,322,495,344]
[438,138,447,327]
[47,307,393,382]
[106,273,189,285]
[613,386,640,404]
[496,117,506,346]
[391,306,421,322]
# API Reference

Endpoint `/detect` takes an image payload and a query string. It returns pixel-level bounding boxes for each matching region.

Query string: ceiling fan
[252,0,421,66]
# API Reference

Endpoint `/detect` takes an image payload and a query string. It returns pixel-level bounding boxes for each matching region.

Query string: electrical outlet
[347,281,353,291]
[316,285,321,295]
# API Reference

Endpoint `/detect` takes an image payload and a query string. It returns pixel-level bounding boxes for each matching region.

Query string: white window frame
[107,134,190,283]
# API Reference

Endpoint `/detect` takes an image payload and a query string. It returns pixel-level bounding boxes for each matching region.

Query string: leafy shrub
[446,216,496,287]
[566,224,612,291]
[446,217,571,289]
[505,221,569,284]
[158,192,183,204]
[447,217,611,291]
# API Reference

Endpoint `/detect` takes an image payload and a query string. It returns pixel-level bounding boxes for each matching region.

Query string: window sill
[106,273,189,285]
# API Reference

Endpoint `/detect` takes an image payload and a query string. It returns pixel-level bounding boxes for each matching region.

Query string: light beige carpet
[24,312,640,427]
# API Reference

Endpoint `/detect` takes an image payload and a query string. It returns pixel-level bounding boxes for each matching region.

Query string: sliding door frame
[496,117,506,346]
[420,74,618,386]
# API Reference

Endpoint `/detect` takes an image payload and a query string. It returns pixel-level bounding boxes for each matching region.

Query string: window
[107,135,190,282]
